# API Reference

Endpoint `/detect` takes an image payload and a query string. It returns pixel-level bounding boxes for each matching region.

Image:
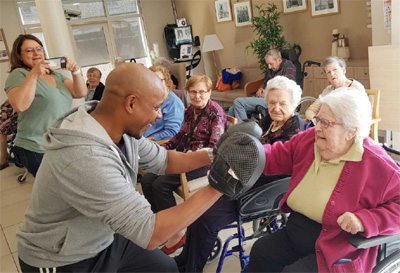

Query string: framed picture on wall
[215,0,232,23]
[233,1,252,27]
[0,28,10,62]
[311,0,339,17]
[283,0,307,14]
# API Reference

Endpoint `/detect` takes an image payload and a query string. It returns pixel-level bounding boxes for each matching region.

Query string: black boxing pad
[209,131,266,199]
[214,120,263,153]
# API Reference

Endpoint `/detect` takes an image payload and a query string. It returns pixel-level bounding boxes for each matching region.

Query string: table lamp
[202,34,224,79]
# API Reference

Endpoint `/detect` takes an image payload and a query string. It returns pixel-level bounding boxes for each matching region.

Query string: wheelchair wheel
[373,249,400,273]
[17,174,26,183]
[207,236,222,264]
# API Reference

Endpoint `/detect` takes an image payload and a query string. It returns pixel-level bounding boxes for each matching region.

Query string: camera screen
[47,57,66,70]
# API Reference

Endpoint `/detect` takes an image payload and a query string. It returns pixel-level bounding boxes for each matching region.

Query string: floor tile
[1,184,33,208]
[1,227,11,257]
[0,199,29,228]
[4,224,20,253]
[0,165,32,193]
[0,254,18,273]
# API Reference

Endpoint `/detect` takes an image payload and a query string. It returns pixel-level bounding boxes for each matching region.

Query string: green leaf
[247,3,290,73]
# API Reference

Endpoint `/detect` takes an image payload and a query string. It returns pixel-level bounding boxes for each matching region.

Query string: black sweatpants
[141,167,208,212]
[19,234,178,273]
[247,211,322,273]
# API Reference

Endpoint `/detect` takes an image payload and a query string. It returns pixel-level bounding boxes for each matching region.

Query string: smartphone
[46,57,67,70]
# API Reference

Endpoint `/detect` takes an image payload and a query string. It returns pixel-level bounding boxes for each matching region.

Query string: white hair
[265,76,302,112]
[319,87,371,142]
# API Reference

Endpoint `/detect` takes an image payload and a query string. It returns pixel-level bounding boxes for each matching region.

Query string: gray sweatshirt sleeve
[57,149,156,249]
[137,137,168,175]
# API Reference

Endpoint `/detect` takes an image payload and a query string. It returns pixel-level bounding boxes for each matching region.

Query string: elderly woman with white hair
[175,76,306,273]
[258,75,304,144]
[248,88,400,273]
[305,56,365,123]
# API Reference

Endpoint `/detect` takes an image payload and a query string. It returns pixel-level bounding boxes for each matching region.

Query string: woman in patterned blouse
[141,75,227,255]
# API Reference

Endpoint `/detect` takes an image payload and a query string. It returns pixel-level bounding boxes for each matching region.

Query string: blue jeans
[228,97,267,123]
[13,146,43,177]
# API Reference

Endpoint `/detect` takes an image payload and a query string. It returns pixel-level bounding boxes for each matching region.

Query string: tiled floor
[1,165,33,273]
[0,164,256,273]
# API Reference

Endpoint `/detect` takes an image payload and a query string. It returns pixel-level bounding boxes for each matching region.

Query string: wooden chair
[175,115,238,201]
[244,79,264,97]
[366,89,381,142]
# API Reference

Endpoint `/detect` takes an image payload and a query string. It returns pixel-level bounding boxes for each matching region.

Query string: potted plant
[247,3,291,73]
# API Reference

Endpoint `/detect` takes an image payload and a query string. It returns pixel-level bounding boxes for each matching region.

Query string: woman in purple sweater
[248,88,400,273]
[141,75,227,255]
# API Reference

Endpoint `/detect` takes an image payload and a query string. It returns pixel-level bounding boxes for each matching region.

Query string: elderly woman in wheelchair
[247,88,400,273]
[174,76,305,272]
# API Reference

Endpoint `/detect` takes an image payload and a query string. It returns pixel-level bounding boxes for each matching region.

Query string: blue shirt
[144,91,184,141]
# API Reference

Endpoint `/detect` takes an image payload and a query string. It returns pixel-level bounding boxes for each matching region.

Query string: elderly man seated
[228,49,296,123]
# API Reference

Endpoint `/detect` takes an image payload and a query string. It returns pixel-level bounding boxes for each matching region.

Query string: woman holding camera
[4,34,87,176]
[141,75,227,255]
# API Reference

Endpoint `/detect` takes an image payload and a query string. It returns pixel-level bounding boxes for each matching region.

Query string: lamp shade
[202,34,224,52]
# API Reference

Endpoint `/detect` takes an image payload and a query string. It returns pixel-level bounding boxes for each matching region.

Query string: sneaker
[161,235,186,255]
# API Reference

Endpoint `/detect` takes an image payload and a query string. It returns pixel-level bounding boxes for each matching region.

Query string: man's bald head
[91,63,168,143]
[104,63,165,99]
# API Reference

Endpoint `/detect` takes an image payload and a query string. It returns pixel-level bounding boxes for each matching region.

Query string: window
[17,0,40,25]
[72,25,110,67]
[111,18,146,59]
[105,0,138,16]
[16,0,150,71]
[62,0,105,20]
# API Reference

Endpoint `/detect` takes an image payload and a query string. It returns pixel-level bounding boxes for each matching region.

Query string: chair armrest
[244,79,264,97]
[349,234,400,249]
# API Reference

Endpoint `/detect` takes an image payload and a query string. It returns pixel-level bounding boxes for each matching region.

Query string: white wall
[370,0,391,46]
[369,0,400,148]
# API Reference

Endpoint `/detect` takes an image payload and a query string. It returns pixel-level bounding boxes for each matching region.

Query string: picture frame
[215,0,232,23]
[0,28,10,63]
[233,1,252,27]
[283,0,307,14]
[311,0,339,17]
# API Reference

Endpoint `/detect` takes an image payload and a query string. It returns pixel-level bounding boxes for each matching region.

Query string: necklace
[271,121,283,132]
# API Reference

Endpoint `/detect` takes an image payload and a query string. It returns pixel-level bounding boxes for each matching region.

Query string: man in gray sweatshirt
[17,63,224,273]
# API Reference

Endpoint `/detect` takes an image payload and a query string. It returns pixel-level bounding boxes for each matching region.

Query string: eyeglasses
[314,116,342,129]
[188,90,209,97]
[23,47,44,54]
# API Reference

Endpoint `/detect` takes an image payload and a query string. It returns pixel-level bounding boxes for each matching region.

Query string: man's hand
[337,212,365,234]
[255,88,265,98]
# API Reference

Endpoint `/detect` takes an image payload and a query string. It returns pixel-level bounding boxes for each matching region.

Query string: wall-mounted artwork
[311,0,339,17]
[0,28,10,62]
[215,0,232,23]
[283,0,307,14]
[234,1,252,27]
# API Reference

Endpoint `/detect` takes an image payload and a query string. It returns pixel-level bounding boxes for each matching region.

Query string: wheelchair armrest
[349,234,400,249]
[238,177,290,220]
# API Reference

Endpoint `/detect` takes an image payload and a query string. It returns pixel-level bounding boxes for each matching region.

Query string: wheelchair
[207,144,400,273]
[208,177,290,273]
[349,234,400,273]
